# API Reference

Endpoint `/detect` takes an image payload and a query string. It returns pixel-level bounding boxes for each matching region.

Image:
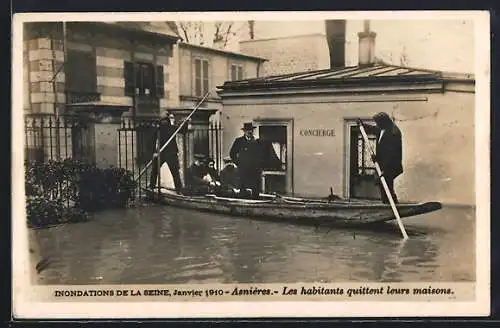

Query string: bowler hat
[241,122,256,131]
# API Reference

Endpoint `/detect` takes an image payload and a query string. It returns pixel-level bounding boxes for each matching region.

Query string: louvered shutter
[155,65,165,97]
[124,61,135,96]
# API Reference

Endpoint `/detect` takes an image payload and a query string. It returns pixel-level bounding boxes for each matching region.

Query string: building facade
[219,30,475,206]
[24,22,180,116]
[178,42,266,117]
[23,21,266,183]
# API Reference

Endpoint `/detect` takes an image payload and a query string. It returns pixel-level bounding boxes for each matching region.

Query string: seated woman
[184,154,212,196]
[205,157,222,189]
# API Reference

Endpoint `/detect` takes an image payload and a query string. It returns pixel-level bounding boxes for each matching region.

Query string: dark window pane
[66,50,96,93]
[238,66,243,80]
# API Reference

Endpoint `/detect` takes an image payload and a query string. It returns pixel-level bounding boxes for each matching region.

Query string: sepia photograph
[12,11,490,318]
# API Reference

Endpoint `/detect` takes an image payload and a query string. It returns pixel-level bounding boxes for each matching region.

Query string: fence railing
[24,114,93,163]
[24,114,224,200]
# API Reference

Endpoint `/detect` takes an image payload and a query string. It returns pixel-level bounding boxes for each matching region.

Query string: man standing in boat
[371,112,403,204]
[229,122,263,198]
[150,111,187,193]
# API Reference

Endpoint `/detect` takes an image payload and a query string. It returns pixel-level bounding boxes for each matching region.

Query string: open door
[255,120,293,195]
[348,122,380,200]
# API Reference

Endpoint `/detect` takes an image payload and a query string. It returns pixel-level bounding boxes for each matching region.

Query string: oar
[357,119,409,240]
[135,92,210,182]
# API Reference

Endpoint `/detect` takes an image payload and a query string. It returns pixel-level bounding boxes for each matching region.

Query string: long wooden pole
[357,119,409,240]
[135,91,210,182]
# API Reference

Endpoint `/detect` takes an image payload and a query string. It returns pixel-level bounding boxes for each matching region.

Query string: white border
[12,11,491,318]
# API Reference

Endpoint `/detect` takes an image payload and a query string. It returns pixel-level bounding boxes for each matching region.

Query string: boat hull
[143,188,442,227]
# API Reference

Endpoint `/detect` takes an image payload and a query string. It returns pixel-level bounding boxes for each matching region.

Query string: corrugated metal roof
[219,64,474,91]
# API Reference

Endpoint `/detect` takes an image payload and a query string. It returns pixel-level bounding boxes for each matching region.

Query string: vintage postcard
[12,11,490,318]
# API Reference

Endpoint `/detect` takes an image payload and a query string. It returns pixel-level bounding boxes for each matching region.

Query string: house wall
[178,44,262,111]
[239,34,330,76]
[24,32,65,114]
[23,23,178,115]
[221,90,475,206]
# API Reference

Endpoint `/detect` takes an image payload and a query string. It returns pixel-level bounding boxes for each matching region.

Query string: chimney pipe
[325,20,346,68]
[358,20,376,67]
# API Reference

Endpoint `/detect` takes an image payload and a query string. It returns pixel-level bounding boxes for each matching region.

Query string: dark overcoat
[375,125,403,180]
[229,136,263,171]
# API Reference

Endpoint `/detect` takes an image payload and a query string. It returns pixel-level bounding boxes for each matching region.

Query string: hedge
[25,159,137,228]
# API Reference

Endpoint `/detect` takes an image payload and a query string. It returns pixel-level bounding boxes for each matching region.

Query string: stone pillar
[25,23,65,114]
[82,108,129,169]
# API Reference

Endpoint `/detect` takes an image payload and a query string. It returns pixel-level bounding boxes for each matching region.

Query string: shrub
[25,159,137,227]
[26,196,88,228]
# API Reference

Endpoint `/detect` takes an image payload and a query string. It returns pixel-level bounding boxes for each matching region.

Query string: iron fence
[24,114,93,163]
[24,113,223,201]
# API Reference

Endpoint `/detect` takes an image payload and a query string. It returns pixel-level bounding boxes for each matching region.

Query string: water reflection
[31,205,475,284]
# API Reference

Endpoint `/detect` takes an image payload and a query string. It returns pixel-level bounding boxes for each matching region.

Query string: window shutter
[155,65,165,97]
[124,61,135,96]
[237,66,243,80]
[194,59,201,97]
[231,65,237,81]
[202,60,209,94]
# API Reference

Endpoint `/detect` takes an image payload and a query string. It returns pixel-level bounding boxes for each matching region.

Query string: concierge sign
[299,128,336,137]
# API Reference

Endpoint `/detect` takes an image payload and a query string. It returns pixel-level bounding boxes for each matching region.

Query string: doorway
[254,119,293,195]
[345,120,380,200]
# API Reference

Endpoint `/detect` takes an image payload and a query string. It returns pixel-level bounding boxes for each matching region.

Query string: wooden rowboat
[143,188,442,227]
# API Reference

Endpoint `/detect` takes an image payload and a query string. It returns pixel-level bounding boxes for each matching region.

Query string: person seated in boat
[205,157,221,185]
[184,154,210,195]
[184,154,220,196]
[218,157,241,197]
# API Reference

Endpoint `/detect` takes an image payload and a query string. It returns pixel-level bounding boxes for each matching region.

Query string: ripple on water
[30,206,476,284]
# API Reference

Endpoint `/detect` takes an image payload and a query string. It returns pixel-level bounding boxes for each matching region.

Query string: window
[194,58,209,97]
[66,50,96,93]
[230,64,244,81]
[124,61,164,97]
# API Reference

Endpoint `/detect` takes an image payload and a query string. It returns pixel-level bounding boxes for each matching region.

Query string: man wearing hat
[371,112,403,204]
[229,122,263,198]
[149,111,187,193]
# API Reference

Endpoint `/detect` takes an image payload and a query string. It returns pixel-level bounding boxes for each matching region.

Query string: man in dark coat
[371,112,403,204]
[149,112,187,193]
[229,122,263,198]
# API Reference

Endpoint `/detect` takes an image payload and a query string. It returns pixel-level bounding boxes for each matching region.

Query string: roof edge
[70,22,180,43]
[239,33,327,44]
[179,42,267,62]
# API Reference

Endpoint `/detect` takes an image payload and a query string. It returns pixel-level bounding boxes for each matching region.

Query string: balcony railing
[135,96,160,115]
[65,91,101,104]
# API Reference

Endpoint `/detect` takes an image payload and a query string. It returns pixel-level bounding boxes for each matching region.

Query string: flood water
[30,205,475,284]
